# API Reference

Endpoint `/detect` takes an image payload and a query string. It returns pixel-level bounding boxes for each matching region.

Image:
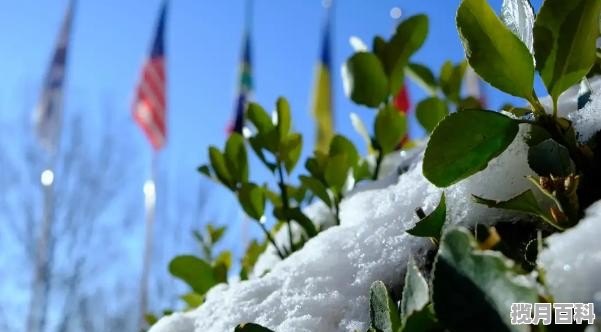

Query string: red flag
[393,81,411,147]
[393,82,411,114]
[133,3,167,150]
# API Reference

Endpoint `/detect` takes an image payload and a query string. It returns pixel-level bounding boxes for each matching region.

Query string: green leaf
[343,52,389,107]
[240,240,268,280]
[207,224,226,244]
[324,154,350,190]
[329,135,359,166]
[439,61,467,103]
[375,106,407,154]
[456,0,535,98]
[385,15,429,95]
[209,147,233,189]
[400,304,441,332]
[180,292,204,308]
[234,323,275,332]
[145,313,158,326]
[415,97,449,133]
[534,0,601,103]
[225,133,249,183]
[369,280,402,332]
[197,164,211,177]
[274,207,318,238]
[423,110,519,187]
[247,103,275,135]
[407,193,446,241]
[281,133,303,174]
[527,138,574,176]
[300,175,332,207]
[168,255,218,295]
[276,97,291,139]
[401,259,429,321]
[432,228,538,332]
[237,183,265,220]
[472,190,553,223]
[407,62,437,95]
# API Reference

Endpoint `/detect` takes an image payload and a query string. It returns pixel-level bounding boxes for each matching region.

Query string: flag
[229,32,253,134]
[464,66,487,108]
[34,0,75,152]
[393,82,411,113]
[133,2,168,150]
[310,9,334,153]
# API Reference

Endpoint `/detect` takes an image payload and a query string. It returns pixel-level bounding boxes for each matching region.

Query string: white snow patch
[538,201,601,316]
[568,88,601,143]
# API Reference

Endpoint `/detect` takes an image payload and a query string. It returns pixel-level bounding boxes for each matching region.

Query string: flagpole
[139,153,157,329]
[26,161,56,332]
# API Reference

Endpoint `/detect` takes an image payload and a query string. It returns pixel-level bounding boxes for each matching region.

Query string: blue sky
[0,0,545,325]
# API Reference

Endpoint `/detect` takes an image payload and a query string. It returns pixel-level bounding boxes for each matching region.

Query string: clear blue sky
[0,0,544,326]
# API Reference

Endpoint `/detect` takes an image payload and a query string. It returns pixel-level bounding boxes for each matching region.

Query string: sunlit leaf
[343,52,389,107]
[169,255,218,295]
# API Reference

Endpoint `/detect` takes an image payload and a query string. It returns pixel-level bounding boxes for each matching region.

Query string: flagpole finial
[390,7,402,20]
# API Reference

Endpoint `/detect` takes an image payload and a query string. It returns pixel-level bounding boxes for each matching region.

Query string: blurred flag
[34,0,75,152]
[464,66,487,108]
[310,8,334,153]
[229,32,253,134]
[393,82,411,113]
[133,2,168,150]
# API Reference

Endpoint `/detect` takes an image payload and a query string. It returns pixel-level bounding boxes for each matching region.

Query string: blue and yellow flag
[230,32,253,134]
[310,9,334,153]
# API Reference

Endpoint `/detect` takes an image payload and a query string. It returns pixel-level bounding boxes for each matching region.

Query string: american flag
[34,0,75,152]
[133,2,167,150]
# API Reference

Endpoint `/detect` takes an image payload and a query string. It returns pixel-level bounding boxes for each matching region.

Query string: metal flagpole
[27,163,56,332]
[139,154,157,329]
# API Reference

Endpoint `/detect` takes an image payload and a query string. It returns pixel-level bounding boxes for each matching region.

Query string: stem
[552,97,559,119]
[258,221,286,259]
[334,195,341,226]
[276,163,294,253]
[527,90,546,119]
[372,150,384,180]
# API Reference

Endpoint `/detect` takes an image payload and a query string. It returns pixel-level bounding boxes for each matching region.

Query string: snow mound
[538,201,601,316]
[150,127,535,332]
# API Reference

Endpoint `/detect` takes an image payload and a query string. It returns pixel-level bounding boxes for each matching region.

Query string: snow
[538,201,601,316]
[150,124,537,332]
[568,88,601,143]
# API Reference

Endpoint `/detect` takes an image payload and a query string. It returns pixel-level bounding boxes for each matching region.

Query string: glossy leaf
[281,133,303,174]
[407,62,437,95]
[472,190,553,224]
[300,175,332,207]
[385,15,429,94]
[180,292,204,308]
[415,97,449,133]
[225,133,248,183]
[527,138,574,176]
[456,0,535,98]
[423,110,519,187]
[534,0,601,102]
[375,106,407,154]
[329,135,359,166]
[324,154,349,190]
[439,61,467,103]
[169,255,218,295]
[209,147,233,188]
[407,193,446,241]
[247,103,274,135]
[276,97,291,140]
[432,228,538,332]
[237,183,266,220]
[343,52,389,107]
[369,280,402,332]
[501,0,535,54]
